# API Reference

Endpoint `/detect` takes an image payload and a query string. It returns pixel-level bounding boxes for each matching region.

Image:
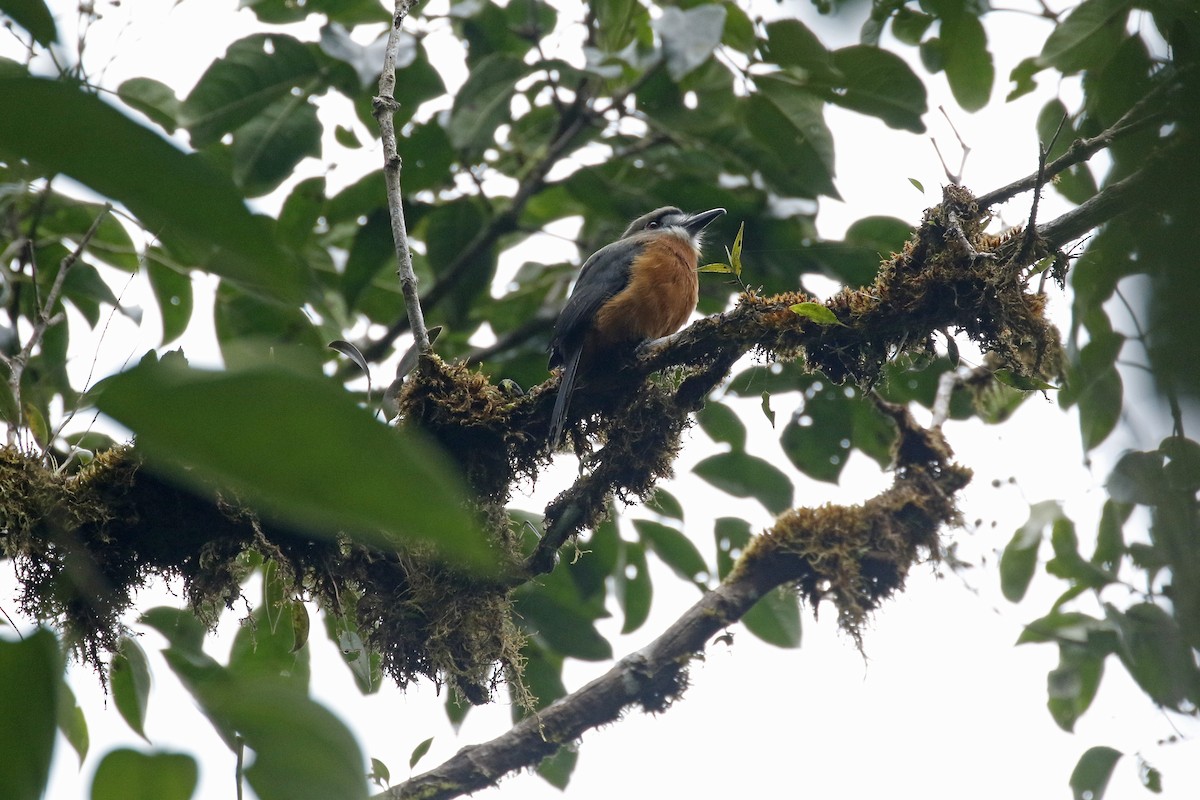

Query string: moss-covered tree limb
[381,404,970,800]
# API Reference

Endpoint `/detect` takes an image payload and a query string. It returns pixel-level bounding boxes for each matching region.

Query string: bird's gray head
[621,206,727,248]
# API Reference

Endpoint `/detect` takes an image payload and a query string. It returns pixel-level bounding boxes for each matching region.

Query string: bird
[547,205,726,448]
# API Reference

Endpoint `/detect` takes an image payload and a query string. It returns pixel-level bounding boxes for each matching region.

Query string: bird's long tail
[548,347,583,449]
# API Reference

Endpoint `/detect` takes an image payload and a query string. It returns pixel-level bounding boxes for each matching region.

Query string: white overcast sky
[3,1,1197,799]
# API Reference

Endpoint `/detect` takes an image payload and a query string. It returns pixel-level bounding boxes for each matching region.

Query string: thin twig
[6,203,111,447]
[976,78,1174,209]
[374,0,431,356]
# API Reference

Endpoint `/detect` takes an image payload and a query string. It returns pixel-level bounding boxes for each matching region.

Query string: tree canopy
[1,0,1198,798]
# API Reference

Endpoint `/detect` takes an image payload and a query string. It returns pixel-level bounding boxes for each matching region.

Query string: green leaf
[1000,501,1060,602]
[790,301,844,327]
[162,652,368,800]
[1069,746,1122,800]
[515,577,612,661]
[714,517,753,580]
[147,261,194,346]
[780,386,855,484]
[1107,603,1197,709]
[118,78,181,133]
[0,627,61,800]
[742,586,802,648]
[1106,450,1165,506]
[94,358,492,570]
[231,96,322,198]
[0,78,305,302]
[693,451,794,515]
[940,12,993,111]
[1039,0,1132,73]
[763,19,838,83]
[140,607,207,655]
[90,749,198,800]
[656,5,726,81]
[1007,56,1040,101]
[748,76,838,199]
[993,369,1057,391]
[322,599,382,695]
[829,45,927,132]
[56,682,88,765]
[181,34,321,147]
[409,737,434,769]
[646,488,684,521]
[1139,757,1162,793]
[616,541,652,634]
[229,605,311,692]
[536,745,578,790]
[1161,435,1200,494]
[1076,359,1123,451]
[1046,517,1114,590]
[909,177,925,192]
[697,400,747,451]
[112,637,153,742]
[0,0,57,45]
[892,7,934,45]
[447,52,527,154]
[761,392,776,428]
[1017,610,1108,646]
[634,519,709,586]
[1047,644,1106,732]
[1092,500,1127,570]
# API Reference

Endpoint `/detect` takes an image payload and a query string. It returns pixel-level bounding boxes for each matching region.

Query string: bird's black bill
[683,208,726,235]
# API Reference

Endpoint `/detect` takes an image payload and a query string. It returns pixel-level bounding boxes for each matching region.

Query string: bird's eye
[647,221,660,229]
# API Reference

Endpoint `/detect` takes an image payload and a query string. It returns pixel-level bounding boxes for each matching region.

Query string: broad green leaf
[1107,603,1196,709]
[693,451,794,515]
[1046,517,1113,589]
[112,637,153,742]
[147,261,194,346]
[368,758,390,787]
[56,682,88,764]
[409,737,433,769]
[763,19,838,83]
[162,652,367,800]
[616,540,652,634]
[90,749,198,800]
[892,7,934,45]
[742,586,802,648]
[1,0,57,45]
[322,600,382,695]
[1139,757,1162,793]
[1092,500,1127,570]
[277,176,326,250]
[999,501,1060,602]
[697,400,747,451]
[646,488,684,521]
[790,301,844,327]
[1039,0,1132,73]
[1047,644,1105,732]
[140,607,207,655]
[714,516,753,580]
[181,34,321,147]
[748,76,838,199]
[1106,450,1165,506]
[229,605,311,692]
[536,745,578,790]
[993,369,1058,391]
[1017,610,1107,646]
[655,5,726,81]
[1161,435,1200,493]
[0,627,61,800]
[829,45,927,132]
[0,78,305,302]
[231,96,322,198]
[940,12,993,111]
[118,78,181,132]
[1069,746,1122,800]
[447,52,527,154]
[780,387,855,484]
[634,519,709,586]
[514,579,612,661]
[94,358,492,570]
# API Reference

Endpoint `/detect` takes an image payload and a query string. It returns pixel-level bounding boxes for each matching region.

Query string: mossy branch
[381,405,970,800]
